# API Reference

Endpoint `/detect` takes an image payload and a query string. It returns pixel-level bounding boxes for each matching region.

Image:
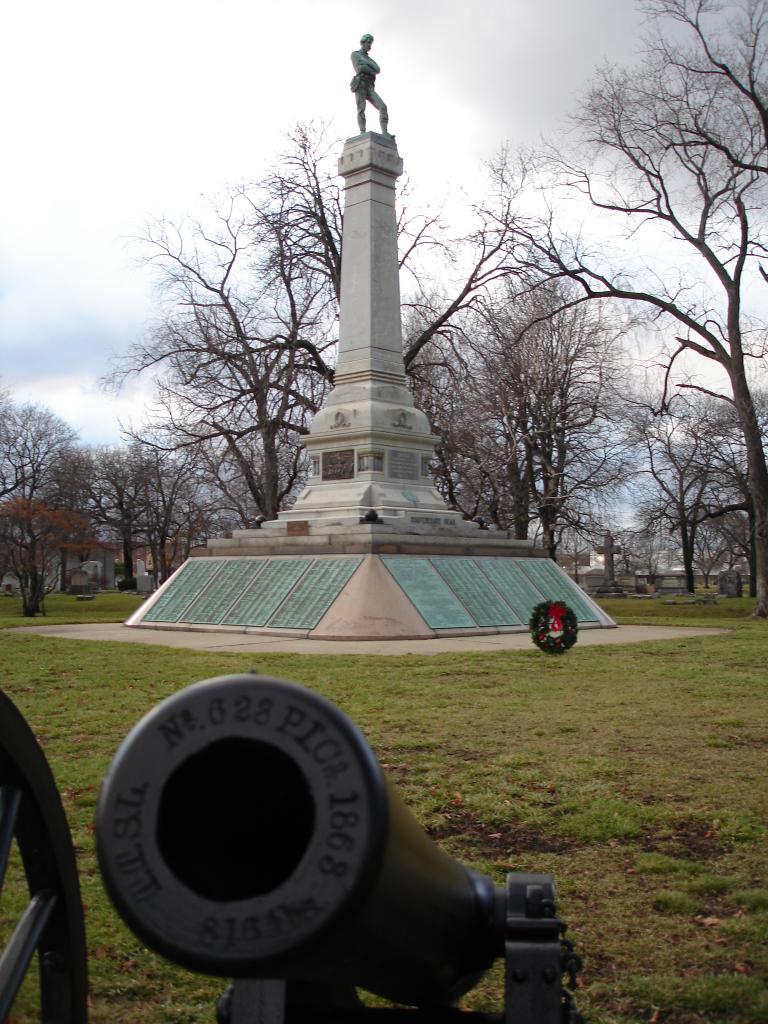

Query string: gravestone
[135,558,154,595]
[656,574,688,595]
[595,531,626,597]
[80,560,102,589]
[68,569,92,595]
[718,569,742,597]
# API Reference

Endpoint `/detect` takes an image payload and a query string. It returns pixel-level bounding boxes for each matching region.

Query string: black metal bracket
[217,873,583,1024]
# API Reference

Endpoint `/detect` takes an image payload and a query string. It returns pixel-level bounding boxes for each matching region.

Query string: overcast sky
[1,0,646,444]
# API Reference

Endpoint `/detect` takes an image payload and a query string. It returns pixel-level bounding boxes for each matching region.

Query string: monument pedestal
[127,134,615,639]
[282,133,461,528]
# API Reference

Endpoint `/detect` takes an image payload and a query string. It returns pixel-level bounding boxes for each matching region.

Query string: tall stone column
[335,133,408,386]
[283,133,462,526]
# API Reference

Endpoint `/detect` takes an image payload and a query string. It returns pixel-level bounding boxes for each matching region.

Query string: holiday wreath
[529,600,578,654]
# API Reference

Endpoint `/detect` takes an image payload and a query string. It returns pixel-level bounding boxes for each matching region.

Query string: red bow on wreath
[548,602,567,632]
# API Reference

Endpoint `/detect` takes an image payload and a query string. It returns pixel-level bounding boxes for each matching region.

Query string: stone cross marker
[596,530,626,597]
[601,531,620,585]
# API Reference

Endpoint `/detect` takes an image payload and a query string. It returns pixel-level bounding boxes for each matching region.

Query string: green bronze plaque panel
[184,559,266,624]
[381,557,475,629]
[222,559,311,627]
[475,559,545,622]
[518,558,599,622]
[431,558,521,626]
[143,559,223,622]
[268,558,362,629]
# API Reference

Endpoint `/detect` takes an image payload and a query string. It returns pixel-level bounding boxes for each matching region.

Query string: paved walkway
[10,622,728,656]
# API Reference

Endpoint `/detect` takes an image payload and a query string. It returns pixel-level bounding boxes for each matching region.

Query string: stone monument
[281,131,461,528]
[126,41,614,639]
[595,531,626,598]
[718,569,743,598]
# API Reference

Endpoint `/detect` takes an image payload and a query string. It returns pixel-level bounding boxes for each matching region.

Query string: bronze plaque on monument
[143,559,222,623]
[268,557,363,629]
[389,450,418,480]
[322,449,355,480]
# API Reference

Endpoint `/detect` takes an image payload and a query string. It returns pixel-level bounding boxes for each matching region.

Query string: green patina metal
[184,559,266,625]
[268,558,363,629]
[381,557,475,629]
[142,559,223,623]
[222,559,312,627]
[517,558,599,622]
[430,557,522,626]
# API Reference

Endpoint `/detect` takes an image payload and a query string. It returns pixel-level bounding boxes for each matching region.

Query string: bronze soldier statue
[350,34,390,136]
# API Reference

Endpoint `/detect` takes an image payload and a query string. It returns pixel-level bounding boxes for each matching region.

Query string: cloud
[1,0,646,444]
[8,373,155,447]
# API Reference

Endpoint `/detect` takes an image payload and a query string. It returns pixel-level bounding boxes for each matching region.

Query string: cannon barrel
[96,674,507,1007]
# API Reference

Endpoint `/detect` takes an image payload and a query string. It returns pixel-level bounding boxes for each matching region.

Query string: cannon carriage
[0,677,582,1024]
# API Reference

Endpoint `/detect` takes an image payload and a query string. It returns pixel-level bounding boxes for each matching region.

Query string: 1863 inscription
[322,450,355,480]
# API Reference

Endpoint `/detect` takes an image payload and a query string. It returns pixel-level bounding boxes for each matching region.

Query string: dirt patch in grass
[620,1004,719,1024]
[640,819,730,860]
[427,807,579,857]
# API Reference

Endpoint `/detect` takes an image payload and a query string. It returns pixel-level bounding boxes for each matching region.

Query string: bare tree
[504,0,768,614]
[412,283,629,554]
[708,509,754,572]
[88,446,152,578]
[0,402,85,613]
[629,395,716,592]
[116,181,333,520]
[0,500,93,616]
[401,176,532,372]
[692,520,731,586]
[0,403,78,504]
[139,445,214,583]
[0,386,23,499]
[617,524,681,584]
[482,286,629,558]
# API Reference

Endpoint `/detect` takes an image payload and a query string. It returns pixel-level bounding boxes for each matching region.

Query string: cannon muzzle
[96,674,505,1006]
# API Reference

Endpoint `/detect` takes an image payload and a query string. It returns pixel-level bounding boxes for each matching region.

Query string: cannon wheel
[0,689,88,1022]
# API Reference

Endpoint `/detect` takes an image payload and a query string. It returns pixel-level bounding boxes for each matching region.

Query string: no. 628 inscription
[157,696,351,783]
[157,694,273,749]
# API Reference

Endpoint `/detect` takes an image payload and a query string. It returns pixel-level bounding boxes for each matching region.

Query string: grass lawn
[0,597,765,1023]
[0,591,144,629]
